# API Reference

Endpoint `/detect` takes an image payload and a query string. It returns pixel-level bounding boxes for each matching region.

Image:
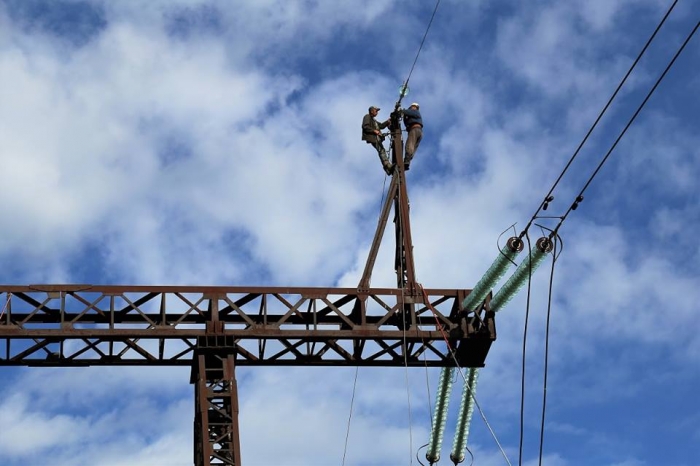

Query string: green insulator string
[460,237,523,312]
[426,366,455,464]
[491,237,553,313]
[450,367,479,464]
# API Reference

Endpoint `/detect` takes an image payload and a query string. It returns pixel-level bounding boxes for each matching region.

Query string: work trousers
[370,141,390,168]
[405,127,423,164]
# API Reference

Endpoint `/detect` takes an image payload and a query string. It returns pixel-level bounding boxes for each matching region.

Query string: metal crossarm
[0,285,494,367]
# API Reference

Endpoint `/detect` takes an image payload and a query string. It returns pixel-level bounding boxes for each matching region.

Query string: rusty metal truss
[0,285,493,368]
[0,119,499,465]
[193,353,242,466]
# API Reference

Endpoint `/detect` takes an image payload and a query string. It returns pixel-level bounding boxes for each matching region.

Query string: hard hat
[410,102,419,108]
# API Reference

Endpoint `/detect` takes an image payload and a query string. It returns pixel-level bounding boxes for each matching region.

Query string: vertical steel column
[390,110,418,296]
[193,353,242,466]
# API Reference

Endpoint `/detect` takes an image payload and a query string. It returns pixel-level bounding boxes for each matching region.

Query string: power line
[518,234,533,466]
[551,18,700,237]
[538,237,559,465]
[518,0,679,240]
[397,0,442,109]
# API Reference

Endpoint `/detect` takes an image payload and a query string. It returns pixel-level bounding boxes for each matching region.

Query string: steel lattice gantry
[0,285,495,464]
[0,285,493,367]
[0,112,497,465]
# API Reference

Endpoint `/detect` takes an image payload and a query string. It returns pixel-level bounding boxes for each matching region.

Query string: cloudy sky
[0,0,699,465]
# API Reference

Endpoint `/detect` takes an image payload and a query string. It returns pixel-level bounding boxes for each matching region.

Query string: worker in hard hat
[402,102,423,170]
[362,106,393,175]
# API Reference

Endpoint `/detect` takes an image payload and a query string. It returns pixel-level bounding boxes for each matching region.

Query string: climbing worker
[362,106,393,175]
[402,102,423,170]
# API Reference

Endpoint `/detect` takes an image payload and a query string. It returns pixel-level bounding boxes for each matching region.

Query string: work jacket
[402,108,423,130]
[362,114,389,144]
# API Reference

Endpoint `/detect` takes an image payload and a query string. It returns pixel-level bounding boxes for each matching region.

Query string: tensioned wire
[550,16,700,238]
[398,0,442,108]
[538,236,560,465]
[518,234,533,466]
[518,0,679,240]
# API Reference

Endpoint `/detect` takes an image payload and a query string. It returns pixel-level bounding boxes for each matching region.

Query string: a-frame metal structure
[0,110,496,465]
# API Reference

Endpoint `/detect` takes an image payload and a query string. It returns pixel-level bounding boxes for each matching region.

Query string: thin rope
[379,173,388,213]
[346,171,389,463]
[341,366,360,466]
[422,334,434,428]
[518,0,679,239]
[403,336,414,466]
[455,366,514,466]
[0,294,8,321]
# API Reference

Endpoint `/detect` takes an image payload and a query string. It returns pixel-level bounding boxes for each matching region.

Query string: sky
[0,0,699,465]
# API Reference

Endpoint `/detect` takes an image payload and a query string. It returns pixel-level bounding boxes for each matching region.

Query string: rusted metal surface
[390,120,418,296]
[0,285,493,367]
[357,176,398,293]
[358,113,419,297]
[193,353,241,466]
[0,125,500,466]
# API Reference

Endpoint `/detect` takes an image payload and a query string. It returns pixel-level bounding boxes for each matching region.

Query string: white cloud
[1,1,699,465]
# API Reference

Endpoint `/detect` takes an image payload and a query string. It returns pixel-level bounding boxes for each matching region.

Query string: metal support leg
[193,353,242,466]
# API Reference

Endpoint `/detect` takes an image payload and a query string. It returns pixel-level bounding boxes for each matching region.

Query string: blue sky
[0,0,699,465]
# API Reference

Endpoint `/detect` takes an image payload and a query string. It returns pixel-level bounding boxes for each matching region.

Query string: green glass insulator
[450,368,479,464]
[426,366,455,464]
[461,237,523,312]
[491,237,553,312]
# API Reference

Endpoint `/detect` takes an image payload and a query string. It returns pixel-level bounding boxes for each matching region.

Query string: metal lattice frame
[0,285,493,367]
[0,123,498,465]
[193,353,242,466]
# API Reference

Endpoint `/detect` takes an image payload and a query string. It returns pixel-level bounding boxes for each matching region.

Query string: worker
[362,106,393,175]
[402,102,423,170]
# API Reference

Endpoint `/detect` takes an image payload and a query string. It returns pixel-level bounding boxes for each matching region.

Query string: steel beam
[0,286,493,367]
